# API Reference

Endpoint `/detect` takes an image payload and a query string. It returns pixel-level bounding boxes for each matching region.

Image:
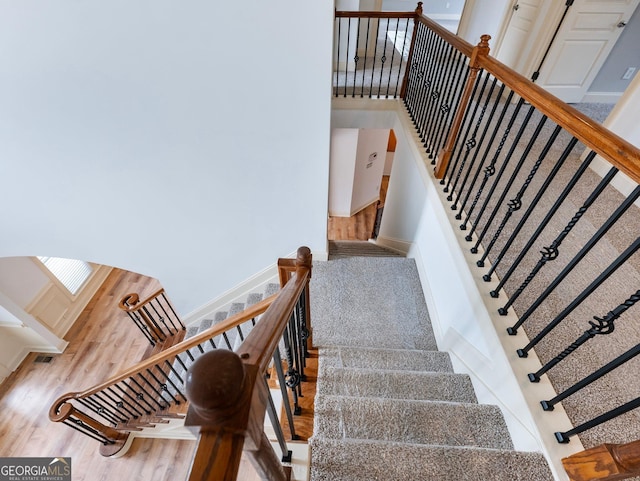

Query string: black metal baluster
[335,17,341,97]
[273,346,298,440]
[504,164,618,323]
[298,290,310,359]
[402,21,423,107]
[529,289,640,382]
[106,386,142,418]
[222,332,233,350]
[555,396,640,443]
[465,100,532,245]
[385,21,401,98]
[164,359,185,386]
[149,299,172,335]
[161,293,185,330]
[486,136,579,289]
[425,44,456,156]
[264,378,292,462]
[431,51,469,163]
[542,342,640,411]
[236,325,245,342]
[144,369,176,404]
[473,113,549,262]
[63,417,114,445]
[93,392,131,422]
[352,18,361,97]
[360,18,371,97]
[455,82,508,218]
[126,311,155,346]
[77,397,120,426]
[416,29,441,139]
[376,18,390,98]
[368,18,381,97]
[419,36,447,147]
[130,376,166,410]
[154,365,186,402]
[393,18,411,98]
[114,381,154,414]
[142,306,167,341]
[282,322,301,415]
[517,236,640,358]
[444,72,491,192]
[459,89,516,229]
[503,183,640,316]
[411,27,435,138]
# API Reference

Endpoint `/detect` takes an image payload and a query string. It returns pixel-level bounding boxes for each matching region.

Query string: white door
[494,0,545,70]
[535,0,640,103]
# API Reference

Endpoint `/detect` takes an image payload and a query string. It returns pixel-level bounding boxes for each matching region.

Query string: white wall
[0,1,333,316]
[329,129,359,216]
[457,0,511,46]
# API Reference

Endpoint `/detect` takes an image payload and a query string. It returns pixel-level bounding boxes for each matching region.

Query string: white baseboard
[374,235,411,254]
[580,91,623,104]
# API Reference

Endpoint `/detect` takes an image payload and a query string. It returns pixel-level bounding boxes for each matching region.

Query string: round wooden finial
[185,350,245,418]
[479,34,491,49]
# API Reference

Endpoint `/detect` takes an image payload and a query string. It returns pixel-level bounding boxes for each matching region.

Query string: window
[36,256,93,295]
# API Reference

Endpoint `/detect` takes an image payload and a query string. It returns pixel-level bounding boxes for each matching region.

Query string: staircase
[308,254,554,481]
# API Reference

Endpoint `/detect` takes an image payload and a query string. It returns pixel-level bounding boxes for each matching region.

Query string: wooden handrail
[563,439,640,481]
[49,293,276,417]
[478,55,640,185]
[118,288,166,312]
[417,10,473,58]
[185,246,312,481]
[334,10,416,19]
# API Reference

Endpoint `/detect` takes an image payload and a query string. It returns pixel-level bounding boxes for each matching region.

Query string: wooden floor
[0,267,317,480]
[0,268,196,480]
[327,175,390,241]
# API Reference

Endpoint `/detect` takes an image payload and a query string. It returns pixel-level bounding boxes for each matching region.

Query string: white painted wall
[457,0,512,46]
[351,129,388,214]
[329,129,359,216]
[0,1,333,316]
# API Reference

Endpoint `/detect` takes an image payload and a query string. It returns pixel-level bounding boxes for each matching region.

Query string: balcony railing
[335,3,640,480]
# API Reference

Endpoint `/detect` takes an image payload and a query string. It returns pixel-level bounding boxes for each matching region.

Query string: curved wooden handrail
[563,439,640,481]
[335,10,416,19]
[49,292,277,419]
[479,55,640,184]
[118,288,165,312]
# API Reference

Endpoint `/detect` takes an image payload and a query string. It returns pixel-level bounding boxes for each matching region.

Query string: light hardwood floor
[327,175,390,240]
[0,268,196,480]
[0,267,316,480]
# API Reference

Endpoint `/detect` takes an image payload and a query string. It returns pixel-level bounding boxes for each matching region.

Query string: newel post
[399,2,424,99]
[562,440,640,481]
[434,34,491,179]
[184,350,288,481]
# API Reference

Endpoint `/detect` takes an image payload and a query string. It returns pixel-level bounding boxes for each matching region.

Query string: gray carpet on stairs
[309,256,554,481]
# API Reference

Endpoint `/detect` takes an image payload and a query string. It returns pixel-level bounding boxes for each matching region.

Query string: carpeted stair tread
[264,283,280,297]
[319,346,453,372]
[309,438,554,481]
[311,257,437,350]
[246,292,263,306]
[317,366,477,403]
[328,240,404,259]
[314,395,513,449]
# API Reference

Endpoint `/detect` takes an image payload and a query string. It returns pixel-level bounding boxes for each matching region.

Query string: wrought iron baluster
[419,36,447,149]
[63,417,114,445]
[444,72,491,194]
[144,369,176,404]
[150,300,175,335]
[368,17,381,97]
[78,397,119,426]
[114,382,154,414]
[161,293,185,330]
[345,18,351,98]
[412,27,437,137]
[360,18,371,98]
[154,364,186,402]
[393,17,411,98]
[376,18,391,98]
[264,378,292,462]
[222,332,233,350]
[92,392,130,422]
[504,164,618,323]
[281,322,301,415]
[529,289,640,382]
[459,89,517,230]
[455,82,508,218]
[164,359,185,386]
[486,136,578,288]
[555,396,640,443]
[403,21,424,109]
[473,113,550,264]
[425,44,456,156]
[130,376,166,410]
[126,311,155,346]
[272,346,298,439]
[106,386,142,418]
[542,342,640,411]
[335,18,341,97]
[517,236,640,358]
[503,183,640,317]
[352,17,361,97]
[465,100,531,244]
[385,20,401,98]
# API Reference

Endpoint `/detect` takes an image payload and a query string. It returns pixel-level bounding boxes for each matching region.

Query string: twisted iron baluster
[479,124,561,272]
[502,166,618,320]
[528,290,640,382]
[460,91,519,231]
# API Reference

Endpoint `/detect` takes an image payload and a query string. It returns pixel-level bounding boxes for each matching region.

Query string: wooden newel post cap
[185,350,246,419]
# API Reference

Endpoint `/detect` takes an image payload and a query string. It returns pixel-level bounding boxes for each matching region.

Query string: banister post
[184,349,288,481]
[562,440,640,481]
[399,2,424,99]
[434,34,491,179]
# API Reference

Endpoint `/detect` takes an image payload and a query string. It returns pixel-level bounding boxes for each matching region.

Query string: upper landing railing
[335,4,640,481]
